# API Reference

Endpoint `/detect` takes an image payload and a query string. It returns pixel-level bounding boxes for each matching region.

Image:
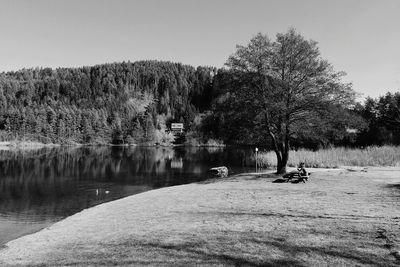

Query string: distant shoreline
[0,140,226,151]
[0,141,61,150]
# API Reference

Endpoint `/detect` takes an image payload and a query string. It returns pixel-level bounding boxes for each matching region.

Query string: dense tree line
[0,61,215,144]
[203,73,399,149]
[203,69,400,149]
[0,59,398,148]
[355,92,400,146]
[201,69,366,149]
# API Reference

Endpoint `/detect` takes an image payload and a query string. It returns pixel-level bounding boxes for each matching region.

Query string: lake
[0,146,256,246]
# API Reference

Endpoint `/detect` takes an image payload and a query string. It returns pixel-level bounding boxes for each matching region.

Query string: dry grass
[257,146,400,168]
[1,168,399,266]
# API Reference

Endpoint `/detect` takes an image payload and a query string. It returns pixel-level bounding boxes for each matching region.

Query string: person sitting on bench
[283,162,310,182]
[297,162,307,176]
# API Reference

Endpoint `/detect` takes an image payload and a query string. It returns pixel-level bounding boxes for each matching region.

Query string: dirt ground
[0,167,399,266]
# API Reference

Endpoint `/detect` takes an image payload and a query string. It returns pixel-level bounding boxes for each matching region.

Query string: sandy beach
[0,167,399,266]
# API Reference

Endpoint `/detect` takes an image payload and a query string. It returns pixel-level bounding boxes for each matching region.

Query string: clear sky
[1,0,399,98]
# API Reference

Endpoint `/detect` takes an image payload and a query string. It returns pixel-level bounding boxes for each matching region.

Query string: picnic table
[282,171,310,183]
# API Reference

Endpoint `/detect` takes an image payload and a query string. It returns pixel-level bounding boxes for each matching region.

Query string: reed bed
[257,146,400,168]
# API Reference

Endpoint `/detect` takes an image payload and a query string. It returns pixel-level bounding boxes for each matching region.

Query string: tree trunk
[264,111,290,174]
[276,147,289,174]
[276,159,286,174]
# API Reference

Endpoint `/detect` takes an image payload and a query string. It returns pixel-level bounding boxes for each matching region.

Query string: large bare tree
[226,29,356,173]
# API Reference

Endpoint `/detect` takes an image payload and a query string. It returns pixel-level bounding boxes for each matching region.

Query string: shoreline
[0,141,227,151]
[0,141,61,150]
[1,167,399,266]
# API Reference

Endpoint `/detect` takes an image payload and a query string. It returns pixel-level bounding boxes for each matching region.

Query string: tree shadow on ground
[50,224,397,267]
[61,239,305,266]
[385,183,400,190]
[272,178,287,183]
[189,210,385,220]
[115,235,393,267]
[250,238,391,267]
[137,241,305,267]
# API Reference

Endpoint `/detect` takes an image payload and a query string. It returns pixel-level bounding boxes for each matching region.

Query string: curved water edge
[0,146,257,246]
[1,167,400,266]
[1,180,194,250]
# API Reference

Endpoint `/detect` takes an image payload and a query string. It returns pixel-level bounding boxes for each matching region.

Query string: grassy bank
[0,168,399,266]
[257,146,400,168]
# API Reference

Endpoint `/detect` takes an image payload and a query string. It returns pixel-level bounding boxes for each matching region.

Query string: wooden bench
[283,172,310,183]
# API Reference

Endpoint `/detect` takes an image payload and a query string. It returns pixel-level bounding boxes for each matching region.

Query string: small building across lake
[171,123,184,133]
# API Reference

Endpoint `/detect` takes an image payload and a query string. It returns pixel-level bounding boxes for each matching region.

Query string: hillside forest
[0,60,399,148]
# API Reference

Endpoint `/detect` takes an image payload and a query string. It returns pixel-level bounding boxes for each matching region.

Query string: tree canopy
[224,29,359,173]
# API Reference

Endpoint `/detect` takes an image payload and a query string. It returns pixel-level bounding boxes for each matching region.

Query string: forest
[0,61,216,145]
[0,60,399,147]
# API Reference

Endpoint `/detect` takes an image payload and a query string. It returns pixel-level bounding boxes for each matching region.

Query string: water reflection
[0,146,254,245]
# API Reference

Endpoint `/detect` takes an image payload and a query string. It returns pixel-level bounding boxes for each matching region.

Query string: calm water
[0,146,255,245]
